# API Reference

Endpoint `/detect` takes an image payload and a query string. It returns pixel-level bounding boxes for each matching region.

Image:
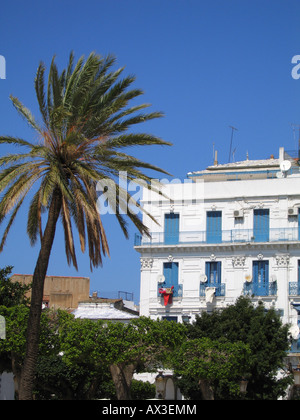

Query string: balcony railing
[289,282,300,296]
[157,284,183,298]
[135,227,300,246]
[290,339,300,353]
[243,282,277,297]
[200,283,226,297]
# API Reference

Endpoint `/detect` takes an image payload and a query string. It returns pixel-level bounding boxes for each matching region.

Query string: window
[251,260,276,296]
[253,260,269,296]
[163,262,179,287]
[244,261,274,296]
[253,209,269,242]
[158,262,182,299]
[200,261,225,297]
[164,213,179,245]
[205,261,221,285]
[289,260,300,295]
[162,316,178,322]
[206,211,222,243]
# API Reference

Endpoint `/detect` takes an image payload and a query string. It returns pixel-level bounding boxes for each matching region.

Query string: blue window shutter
[253,261,269,296]
[217,262,221,284]
[205,262,210,282]
[264,261,269,285]
[206,211,222,243]
[253,209,269,242]
[205,262,221,285]
[165,213,179,244]
[253,261,258,283]
[163,263,172,286]
[172,262,179,285]
[163,262,178,286]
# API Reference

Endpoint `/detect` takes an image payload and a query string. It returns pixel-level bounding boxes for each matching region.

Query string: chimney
[279,147,284,163]
[214,150,218,166]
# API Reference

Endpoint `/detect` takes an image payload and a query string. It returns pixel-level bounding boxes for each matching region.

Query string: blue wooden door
[164,213,179,244]
[253,261,269,296]
[206,211,222,243]
[253,209,269,242]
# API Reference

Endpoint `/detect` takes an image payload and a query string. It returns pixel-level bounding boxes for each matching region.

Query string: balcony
[290,339,300,353]
[289,282,300,296]
[243,282,277,297]
[134,227,300,247]
[200,283,226,297]
[157,284,183,298]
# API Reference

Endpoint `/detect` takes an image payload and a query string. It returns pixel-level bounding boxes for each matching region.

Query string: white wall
[137,173,300,329]
[0,373,15,400]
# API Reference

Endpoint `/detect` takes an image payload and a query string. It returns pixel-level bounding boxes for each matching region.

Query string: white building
[135,147,300,354]
[72,293,139,323]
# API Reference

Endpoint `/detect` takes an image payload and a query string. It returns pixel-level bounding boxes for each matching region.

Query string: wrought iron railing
[243,282,277,297]
[290,339,300,353]
[135,227,300,246]
[199,283,226,297]
[289,282,300,296]
[157,284,183,298]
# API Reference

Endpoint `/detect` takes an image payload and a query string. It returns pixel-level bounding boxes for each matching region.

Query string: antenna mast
[291,123,300,159]
[228,125,238,163]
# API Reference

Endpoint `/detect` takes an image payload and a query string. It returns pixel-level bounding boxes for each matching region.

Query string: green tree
[105,317,187,400]
[0,305,59,398]
[35,353,115,400]
[0,266,31,307]
[172,338,251,400]
[60,316,187,400]
[0,52,171,399]
[187,296,292,400]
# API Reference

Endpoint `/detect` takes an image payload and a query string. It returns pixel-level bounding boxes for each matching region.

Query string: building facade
[135,147,300,353]
[11,274,90,311]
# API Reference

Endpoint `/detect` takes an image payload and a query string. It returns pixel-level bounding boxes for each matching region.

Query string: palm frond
[0,136,34,148]
[10,96,43,134]
[27,186,45,245]
[0,195,26,252]
[105,133,171,149]
[35,62,49,126]
[61,196,78,269]
[0,51,171,271]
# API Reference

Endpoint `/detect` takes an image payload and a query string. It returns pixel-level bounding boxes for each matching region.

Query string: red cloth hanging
[159,286,174,306]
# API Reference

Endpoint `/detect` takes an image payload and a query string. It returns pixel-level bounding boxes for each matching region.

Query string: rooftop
[72,302,139,321]
[187,147,300,182]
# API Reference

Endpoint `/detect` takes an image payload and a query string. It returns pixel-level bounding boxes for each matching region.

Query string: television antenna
[291,123,300,159]
[228,126,238,163]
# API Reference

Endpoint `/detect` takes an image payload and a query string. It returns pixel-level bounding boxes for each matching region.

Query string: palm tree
[0,52,171,399]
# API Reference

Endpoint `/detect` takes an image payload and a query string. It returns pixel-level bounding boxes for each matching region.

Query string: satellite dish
[276,171,284,179]
[199,274,208,283]
[245,274,252,283]
[157,275,165,284]
[280,160,291,172]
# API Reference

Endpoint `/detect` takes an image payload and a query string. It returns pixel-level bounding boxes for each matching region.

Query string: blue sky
[0,0,300,303]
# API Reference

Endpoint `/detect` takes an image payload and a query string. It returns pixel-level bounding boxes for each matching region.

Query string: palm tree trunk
[19,189,62,400]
